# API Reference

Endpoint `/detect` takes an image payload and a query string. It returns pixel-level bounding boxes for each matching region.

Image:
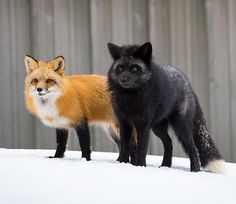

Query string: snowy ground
[0,149,236,204]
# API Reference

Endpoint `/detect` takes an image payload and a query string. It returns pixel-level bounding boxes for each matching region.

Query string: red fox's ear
[51,56,65,76]
[24,55,38,73]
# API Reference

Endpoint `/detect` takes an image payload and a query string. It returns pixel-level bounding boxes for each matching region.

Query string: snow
[0,149,236,204]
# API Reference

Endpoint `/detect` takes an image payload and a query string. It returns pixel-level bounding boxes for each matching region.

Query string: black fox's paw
[137,160,147,167]
[117,155,129,163]
[130,156,138,166]
[160,161,172,168]
[82,153,91,161]
[116,156,121,162]
[47,154,64,159]
[190,161,201,172]
[82,156,91,161]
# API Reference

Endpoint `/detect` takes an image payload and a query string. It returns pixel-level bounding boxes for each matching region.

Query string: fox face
[107,42,152,90]
[24,56,65,99]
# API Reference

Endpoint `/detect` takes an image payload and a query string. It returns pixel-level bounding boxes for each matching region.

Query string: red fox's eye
[31,79,38,84]
[46,79,54,83]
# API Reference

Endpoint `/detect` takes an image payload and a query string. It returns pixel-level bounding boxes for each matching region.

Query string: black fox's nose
[120,76,128,83]
[37,88,43,92]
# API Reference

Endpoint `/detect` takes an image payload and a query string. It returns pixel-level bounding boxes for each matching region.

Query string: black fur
[50,122,136,162]
[49,123,91,161]
[49,129,68,158]
[75,122,91,161]
[107,42,222,171]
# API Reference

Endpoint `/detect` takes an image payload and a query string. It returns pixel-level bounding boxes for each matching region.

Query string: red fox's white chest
[32,94,71,129]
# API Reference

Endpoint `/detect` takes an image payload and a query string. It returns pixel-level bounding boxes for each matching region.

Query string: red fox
[24,56,138,161]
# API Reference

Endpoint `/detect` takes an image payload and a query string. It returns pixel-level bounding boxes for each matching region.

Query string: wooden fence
[0,0,235,162]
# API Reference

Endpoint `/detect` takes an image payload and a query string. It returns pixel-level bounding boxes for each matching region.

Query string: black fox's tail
[193,96,225,173]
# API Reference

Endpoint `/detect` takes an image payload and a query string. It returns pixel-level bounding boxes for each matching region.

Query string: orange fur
[24,56,118,136]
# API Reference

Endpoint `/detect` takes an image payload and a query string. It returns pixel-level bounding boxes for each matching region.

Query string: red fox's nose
[37,88,43,93]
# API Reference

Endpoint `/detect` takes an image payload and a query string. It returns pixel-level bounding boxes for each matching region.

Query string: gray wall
[0,0,235,162]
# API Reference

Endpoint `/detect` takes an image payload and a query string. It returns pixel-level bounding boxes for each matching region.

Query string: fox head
[24,56,65,98]
[107,42,152,90]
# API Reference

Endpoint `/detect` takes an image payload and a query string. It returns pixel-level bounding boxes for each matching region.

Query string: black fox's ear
[134,42,152,63]
[51,56,65,76]
[107,43,121,60]
[24,55,38,73]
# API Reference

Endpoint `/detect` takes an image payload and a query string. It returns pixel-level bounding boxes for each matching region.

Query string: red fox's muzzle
[28,79,59,97]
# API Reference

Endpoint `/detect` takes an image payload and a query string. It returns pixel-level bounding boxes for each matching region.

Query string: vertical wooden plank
[111,0,148,45]
[90,0,117,153]
[205,0,231,161]
[31,0,54,59]
[9,0,34,148]
[53,0,71,72]
[189,0,210,125]
[131,0,149,43]
[70,0,91,74]
[90,0,112,75]
[228,0,236,162]
[31,0,56,149]
[170,0,192,77]
[66,0,91,151]
[0,0,14,148]
[148,0,170,156]
[111,0,133,44]
[149,0,171,64]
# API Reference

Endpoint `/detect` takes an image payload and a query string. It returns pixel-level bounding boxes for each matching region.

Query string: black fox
[107,42,224,173]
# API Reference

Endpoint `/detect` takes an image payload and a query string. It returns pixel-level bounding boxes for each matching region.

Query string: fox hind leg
[152,120,173,167]
[75,122,91,161]
[170,114,200,172]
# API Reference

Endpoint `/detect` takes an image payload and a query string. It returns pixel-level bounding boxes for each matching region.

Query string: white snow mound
[0,149,236,204]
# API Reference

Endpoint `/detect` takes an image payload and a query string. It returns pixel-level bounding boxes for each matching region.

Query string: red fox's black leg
[50,129,68,158]
[75,122,91,161]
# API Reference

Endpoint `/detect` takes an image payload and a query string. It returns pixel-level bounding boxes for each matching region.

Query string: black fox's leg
[170,114,200,172]
[119,120,132,163]
[136,124,151,167]
[129,129,138,165]
[152,120,173,167]
[50,129,68,158]
[75,122,91,161]
[108,126,137,164]
[130,140,138,165]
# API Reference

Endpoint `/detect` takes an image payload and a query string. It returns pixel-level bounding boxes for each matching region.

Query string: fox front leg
[48,129,68,158]
[118,121,132,163]
[136,124,151,167]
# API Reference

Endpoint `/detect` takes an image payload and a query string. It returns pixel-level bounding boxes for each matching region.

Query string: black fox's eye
[46,79,54,83]
[131,67,138,72]
[116,65,123,72]
[130,65,140,72]
[31,79,38,84]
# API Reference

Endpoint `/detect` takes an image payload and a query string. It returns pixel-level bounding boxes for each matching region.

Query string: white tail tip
[207,159,225,174]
